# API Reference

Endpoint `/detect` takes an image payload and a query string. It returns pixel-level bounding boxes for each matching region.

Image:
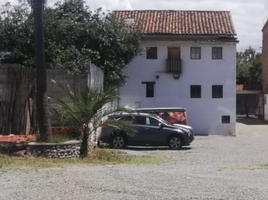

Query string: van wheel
[111,135,126,149]
[168,136,182,150]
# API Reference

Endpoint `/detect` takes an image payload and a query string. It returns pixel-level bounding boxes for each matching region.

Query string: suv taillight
[102,125,107,129]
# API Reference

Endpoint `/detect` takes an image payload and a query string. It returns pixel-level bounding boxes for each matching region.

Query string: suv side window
[135,116,146,125]
[120,116,135,123]
[146,117,159,126]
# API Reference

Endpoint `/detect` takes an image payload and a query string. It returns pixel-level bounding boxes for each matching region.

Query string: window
[121,116,135,123]
[146,47,157,59]
[135,116,146,125]
[146,117,159,126]
[212,47,222,59]
[222,116,230,124]
[190,85,201,98]
[212,85,223,98]
[190,47,201,59]
[142,82,155,98]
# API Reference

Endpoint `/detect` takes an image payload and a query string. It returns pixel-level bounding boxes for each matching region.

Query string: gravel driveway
[1,117,268,200]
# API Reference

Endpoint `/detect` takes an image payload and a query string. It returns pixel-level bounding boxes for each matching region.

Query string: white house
[115,10,238,135]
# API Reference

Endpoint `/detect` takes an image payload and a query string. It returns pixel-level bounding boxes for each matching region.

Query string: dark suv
[99,113,194,150]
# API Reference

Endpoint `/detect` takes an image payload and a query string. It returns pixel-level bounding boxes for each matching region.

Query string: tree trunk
[33,0,51,142]
[80,128,89,157]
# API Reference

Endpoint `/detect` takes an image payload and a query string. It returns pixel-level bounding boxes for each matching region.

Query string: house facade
[262,20,268,121]
[115,10,238,135]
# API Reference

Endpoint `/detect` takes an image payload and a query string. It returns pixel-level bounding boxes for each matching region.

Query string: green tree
[52,81,134,157]
[236,47,262,84]
[0,0,142,86]
[236,47,262,118]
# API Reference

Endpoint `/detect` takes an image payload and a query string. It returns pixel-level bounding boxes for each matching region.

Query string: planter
[27,140,81,159]
[0,142,28,154]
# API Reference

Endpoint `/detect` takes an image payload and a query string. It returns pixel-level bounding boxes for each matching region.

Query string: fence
[0,65,36,135]
[0,63,114,136]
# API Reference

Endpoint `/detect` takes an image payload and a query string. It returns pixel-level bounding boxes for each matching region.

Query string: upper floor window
[212,47,223,59]
[190,85,201,98]
[190,47,201,59]
[212,85,223,98]
[146,47,157,59]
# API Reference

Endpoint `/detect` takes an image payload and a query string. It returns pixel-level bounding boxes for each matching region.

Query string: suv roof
[134,107,186,112]
[109,112,153,118]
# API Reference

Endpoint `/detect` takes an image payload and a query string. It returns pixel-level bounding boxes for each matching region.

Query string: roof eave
[262,19,268,32]
[142,34,239,43]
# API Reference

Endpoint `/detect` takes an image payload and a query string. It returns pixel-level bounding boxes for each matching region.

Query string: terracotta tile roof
[114,10,236,36]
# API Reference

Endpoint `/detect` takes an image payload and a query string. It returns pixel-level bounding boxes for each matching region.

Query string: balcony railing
[166,59,182,74]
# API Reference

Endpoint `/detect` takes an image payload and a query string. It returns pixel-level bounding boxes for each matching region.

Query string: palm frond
[101,118,137,137]
[51,80,132,134]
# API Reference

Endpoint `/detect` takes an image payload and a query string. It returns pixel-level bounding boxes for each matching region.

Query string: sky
[1,0,268,51]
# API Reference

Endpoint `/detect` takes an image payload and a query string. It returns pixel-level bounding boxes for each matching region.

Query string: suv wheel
[168,136,182,150]
[111,135,126,149]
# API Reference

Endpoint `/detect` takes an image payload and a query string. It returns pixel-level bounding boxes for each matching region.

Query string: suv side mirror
[159,123,164,129]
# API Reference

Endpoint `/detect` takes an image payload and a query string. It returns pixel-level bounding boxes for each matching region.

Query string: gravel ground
[1,118,268,200]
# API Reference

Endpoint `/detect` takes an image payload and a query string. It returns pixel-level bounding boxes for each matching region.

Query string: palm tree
[32,0,52,141]
[52,81,135,157]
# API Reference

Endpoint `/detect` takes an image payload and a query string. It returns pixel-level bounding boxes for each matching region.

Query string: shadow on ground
[124,146,192,151]
[236,115,268,125]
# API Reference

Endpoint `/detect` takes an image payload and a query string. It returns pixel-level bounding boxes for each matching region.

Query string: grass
[49,133,73,143]
[0,149,162,171]
[31,132,80,143]
[224,164,268,171]
[238,164,268,170]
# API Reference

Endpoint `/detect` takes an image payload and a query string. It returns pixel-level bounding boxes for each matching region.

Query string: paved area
[1,117,268,200]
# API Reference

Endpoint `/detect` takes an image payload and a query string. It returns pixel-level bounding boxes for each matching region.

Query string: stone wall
[27,140,81,158]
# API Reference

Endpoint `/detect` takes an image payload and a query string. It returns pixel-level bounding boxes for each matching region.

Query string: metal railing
[166,59,182,74]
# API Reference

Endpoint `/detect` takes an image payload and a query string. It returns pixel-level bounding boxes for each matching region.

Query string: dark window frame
[222,116,230,124]
[190,85,201,98]
[146,47,158,59]
[190,47,201,59]
[142,81,155,98]
[212,47,223,59]
[212,85,223,98]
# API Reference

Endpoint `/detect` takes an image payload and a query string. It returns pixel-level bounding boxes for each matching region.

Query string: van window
[134,108,188,125]
[158,112,187,125]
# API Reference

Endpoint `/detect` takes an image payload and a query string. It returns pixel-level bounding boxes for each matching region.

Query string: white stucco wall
[265,94,268,121]
[119,41,237,135]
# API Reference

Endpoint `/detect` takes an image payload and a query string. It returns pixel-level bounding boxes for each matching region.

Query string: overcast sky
[2,0,268,51]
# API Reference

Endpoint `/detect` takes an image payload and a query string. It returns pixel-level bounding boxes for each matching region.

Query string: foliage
[236,47,262,84]
[51,80,135,157]
[0,0,142,86]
